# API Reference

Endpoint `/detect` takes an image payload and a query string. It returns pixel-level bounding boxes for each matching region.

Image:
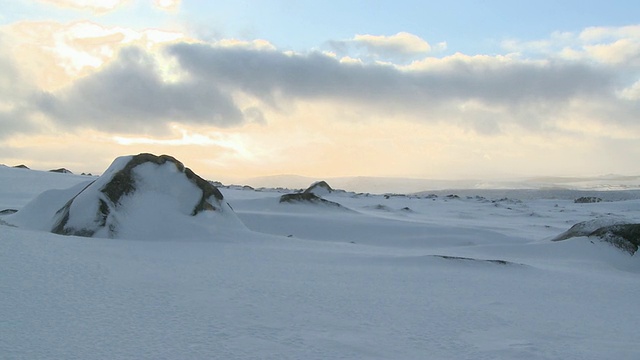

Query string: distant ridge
[244,174,640,194]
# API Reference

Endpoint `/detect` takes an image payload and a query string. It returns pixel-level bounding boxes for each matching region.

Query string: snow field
[1,166,640,359]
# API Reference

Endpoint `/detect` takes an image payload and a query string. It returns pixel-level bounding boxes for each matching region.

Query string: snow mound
[6,153,244,239]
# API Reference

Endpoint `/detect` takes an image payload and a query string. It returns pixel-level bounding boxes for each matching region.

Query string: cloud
[3,20,185,90]
[619,80,640,100]
[37,0,130,14]
[3,22,638,141]
[0,36,40,139]
[167,43,614,124]
[503,25,640,67]
[352,32,431,56]
[153,0,181,12]
[329,32,434,62]
[35,47,245,134]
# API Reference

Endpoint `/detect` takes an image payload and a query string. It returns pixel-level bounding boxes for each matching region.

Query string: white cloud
[583,39,640,65]
[502,25,640,66]
[579,25,640,43]
[329,32,434,62]
[216,38,276,51]
[618,80,640,100]
[153,0,181,11]
[38,0,130,13]
[353,32,431,55]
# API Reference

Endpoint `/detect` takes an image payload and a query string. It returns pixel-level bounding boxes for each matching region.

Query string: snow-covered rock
[552,218,628,241]
[303,180,333,197]
[279,192,345,209]
[552,218,640,254]
[590,224,640,254]
[6,153,244,239]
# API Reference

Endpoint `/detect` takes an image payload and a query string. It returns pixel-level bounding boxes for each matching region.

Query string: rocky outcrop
[303,181,333,196]
[574,197,602,203]
[553,219,640,255]
[49,168,73,174]
[279,192,344,208]
[6,153,243,239]
[277,180,350,210]
[589,224,640,254]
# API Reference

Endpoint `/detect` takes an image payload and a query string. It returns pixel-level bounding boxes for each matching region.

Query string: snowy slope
[2,165,640,359]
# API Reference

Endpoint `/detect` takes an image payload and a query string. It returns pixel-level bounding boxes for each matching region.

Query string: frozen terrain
[1,161,640,359]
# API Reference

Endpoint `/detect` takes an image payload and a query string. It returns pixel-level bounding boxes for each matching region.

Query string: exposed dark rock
[51,181,98,236]
[384,194,406,199]
[574,196,602,203]
[49,168,73,174]
[280,192,321,203]
[369,204,391,211]
[433,255,514,265]
[552,219,626,242]
[553,219,640,255]
[589,224,640,255]
[0,209,18,215]
[279,192,344,208]
[12,164,29,169]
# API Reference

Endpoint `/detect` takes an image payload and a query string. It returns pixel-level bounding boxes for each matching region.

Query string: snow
[2,165,640,359]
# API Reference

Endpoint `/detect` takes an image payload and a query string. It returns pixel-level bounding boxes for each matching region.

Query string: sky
[0,0,639,183]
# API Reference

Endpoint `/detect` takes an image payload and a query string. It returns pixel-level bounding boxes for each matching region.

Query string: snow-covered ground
[1,165,640,359]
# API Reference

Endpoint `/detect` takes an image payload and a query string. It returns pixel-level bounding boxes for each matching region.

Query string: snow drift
[6,153,244,239]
